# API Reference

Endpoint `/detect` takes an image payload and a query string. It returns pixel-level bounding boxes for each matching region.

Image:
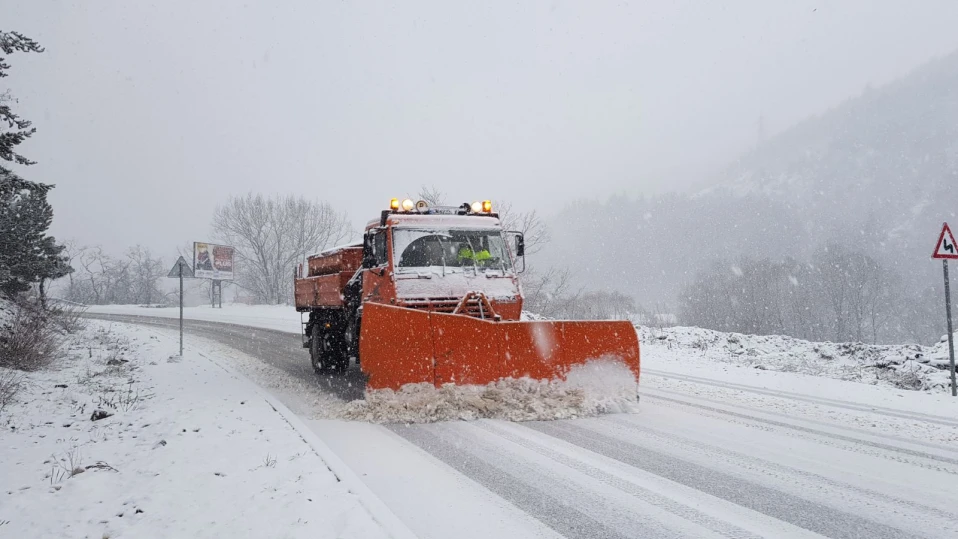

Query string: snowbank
[340,359,639,423]
[0,321,393,538]
[86,303,302,334]
[639,325,957,392]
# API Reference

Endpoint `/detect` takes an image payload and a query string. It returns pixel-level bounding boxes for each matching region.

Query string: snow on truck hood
[394,270,519,300]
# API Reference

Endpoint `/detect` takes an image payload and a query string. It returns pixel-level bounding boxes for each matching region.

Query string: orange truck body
[295,202,640,391]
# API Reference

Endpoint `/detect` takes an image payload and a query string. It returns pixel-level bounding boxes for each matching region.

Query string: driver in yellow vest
[458,245,492,265]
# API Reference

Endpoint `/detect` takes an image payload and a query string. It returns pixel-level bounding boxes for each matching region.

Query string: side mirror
[508,232,526,273]
[362,233,375,269]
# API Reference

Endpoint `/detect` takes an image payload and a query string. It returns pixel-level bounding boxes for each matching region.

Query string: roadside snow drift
[639,325,956,392]
[86,303,302,334]
[340,359,639,423]
[0,320,390,539]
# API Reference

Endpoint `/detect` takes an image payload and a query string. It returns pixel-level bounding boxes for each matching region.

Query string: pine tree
[0,171,72,298]
[1,30,44,173]
[0,31,71,301]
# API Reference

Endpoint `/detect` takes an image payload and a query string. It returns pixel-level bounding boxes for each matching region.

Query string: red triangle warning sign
[933,223,958,259]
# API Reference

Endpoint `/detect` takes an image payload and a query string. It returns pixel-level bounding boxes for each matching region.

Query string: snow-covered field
[0,320,410,539]
[639,325,957,392]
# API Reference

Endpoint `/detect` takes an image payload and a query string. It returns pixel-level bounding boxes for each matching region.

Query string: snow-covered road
[86,313,958,538]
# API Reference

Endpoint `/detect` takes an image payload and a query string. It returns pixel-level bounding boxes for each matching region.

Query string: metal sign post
[179,264,184,356]
[944,260,956,397]
[211,279,223,308]
[167,256,195,357]
[932,222,958,396]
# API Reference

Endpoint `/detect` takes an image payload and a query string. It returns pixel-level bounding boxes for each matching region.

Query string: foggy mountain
[719,49,958,267]
[541,49,958,339]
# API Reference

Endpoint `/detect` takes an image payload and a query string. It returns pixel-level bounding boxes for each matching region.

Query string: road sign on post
[932,223,958,397]
[167,256,194,357]
[193,242,234,308]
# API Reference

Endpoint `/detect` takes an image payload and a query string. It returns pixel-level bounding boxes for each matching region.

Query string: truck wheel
[310,324,332,374]
[329,332,349,374]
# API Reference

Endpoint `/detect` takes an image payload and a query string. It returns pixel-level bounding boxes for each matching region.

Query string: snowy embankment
[0,320,405,539]
[86,303,302,334]
[639,325,956,392]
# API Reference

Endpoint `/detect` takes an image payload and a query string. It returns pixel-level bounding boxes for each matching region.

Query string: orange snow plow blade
[359,302,640,391]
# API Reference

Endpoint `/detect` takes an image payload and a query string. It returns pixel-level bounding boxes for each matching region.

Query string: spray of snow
[339,359,638,424]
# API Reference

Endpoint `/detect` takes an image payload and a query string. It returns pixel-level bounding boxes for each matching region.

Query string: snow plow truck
[294,198,640,391]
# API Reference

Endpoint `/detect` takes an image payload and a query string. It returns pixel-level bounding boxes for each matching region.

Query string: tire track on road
[642,390,958,468]
[601,415,958,523]
[388,424,665,539]
[470,421,768,539]
[645,368,958,427]
[525,421,919,539]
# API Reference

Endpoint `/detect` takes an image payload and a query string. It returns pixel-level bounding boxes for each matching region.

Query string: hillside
[717,49,958,265]
[538,50,958,343]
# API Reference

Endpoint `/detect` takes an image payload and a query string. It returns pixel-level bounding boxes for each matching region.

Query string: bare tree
[522,266,578,317]
[73,246,109,304]
[816,244,851,341]
[59,239,83,301]
[495,201,550,256]
[211,193,352,304]
[58,245,172,306]
[680,246,900,343]
[126,245,166,305]
[416,185,446,206]
[574,290,637,320]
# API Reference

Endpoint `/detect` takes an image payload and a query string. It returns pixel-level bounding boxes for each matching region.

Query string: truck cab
[295,199,525,374]
[360,201,525,321]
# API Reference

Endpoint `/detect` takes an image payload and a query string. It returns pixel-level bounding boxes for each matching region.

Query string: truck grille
[401,293,500,320]
[401,297,461,313]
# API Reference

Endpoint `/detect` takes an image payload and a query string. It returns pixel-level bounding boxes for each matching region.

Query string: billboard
[193,242,234,280]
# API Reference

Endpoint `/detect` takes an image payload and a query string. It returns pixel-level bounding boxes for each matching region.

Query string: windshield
[392,228,513,273]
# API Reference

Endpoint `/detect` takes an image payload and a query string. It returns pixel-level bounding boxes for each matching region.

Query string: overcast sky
[6,0,958,256]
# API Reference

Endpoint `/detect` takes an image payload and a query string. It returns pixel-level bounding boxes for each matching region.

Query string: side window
[373,231,388,266]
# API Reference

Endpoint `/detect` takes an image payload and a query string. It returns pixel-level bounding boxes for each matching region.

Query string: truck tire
[310,321,349,375]
[310,324,332,375]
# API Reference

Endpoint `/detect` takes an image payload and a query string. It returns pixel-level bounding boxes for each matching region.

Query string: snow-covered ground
[639,325,957,393]
[87,303,302,334]
[0,320,411,539]
[78,306,958,538]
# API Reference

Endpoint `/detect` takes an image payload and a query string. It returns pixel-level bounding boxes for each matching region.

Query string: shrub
[0,300,62,370]
[0,369,22,415]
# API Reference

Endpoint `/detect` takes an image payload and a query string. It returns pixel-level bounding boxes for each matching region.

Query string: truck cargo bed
[307,246,362,277]
[295,272,353,310]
